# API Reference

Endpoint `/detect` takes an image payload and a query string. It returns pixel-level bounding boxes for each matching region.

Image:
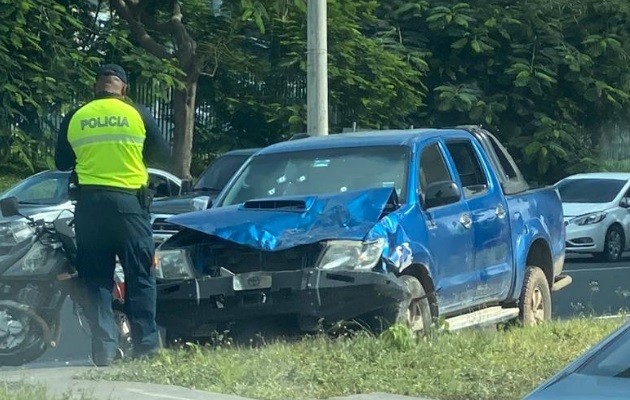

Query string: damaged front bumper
[156,268,409,335]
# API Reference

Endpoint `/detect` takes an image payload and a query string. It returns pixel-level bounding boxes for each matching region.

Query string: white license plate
[232,272,272,291]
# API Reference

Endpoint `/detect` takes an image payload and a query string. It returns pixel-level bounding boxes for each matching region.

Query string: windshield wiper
[193,187,222,192]
[18,201,46,205]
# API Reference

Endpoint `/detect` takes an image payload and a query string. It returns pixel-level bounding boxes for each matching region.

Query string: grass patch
[0,382,94,400]
[86,317,626,400]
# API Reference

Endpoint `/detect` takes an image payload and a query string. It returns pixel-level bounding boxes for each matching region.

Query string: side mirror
[180,179,192,194]
[621,198,630,208]
[0,196,20,217]
[206,199,213,209]
[423,181,461,209]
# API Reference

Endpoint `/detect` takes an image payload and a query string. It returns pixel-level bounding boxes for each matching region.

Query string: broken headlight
[0,221,34,247]
[316,239,384,271]
[4,241,55,277]
[153,249,195,280]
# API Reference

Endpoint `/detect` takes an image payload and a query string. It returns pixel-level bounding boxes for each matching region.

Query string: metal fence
[600,123,630,171]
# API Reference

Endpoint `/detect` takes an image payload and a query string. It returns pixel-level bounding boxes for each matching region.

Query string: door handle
[496,204,506,219]
[459,213,472,229]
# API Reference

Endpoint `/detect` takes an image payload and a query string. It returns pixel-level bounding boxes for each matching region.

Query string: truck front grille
[193,238,322,276]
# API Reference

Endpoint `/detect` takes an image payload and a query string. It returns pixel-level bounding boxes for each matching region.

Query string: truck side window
[419,143,452,194]
[488,135,518,180]
[445,140,489,198]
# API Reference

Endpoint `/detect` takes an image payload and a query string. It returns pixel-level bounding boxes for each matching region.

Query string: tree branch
[109,0,174,60]
[169,0,196,65]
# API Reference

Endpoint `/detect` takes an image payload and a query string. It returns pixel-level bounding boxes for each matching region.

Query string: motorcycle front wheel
[0,302,55,366]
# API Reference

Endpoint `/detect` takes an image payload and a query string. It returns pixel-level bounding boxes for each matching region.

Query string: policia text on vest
[80,115,130,130]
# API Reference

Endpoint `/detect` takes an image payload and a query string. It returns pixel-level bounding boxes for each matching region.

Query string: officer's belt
[79,184,139,195]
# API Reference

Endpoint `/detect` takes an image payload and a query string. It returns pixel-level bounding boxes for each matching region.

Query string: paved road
[6,255,630,368]
[553,254,630,319]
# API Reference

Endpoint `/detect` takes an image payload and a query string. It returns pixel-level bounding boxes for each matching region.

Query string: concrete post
[307,0,328,136]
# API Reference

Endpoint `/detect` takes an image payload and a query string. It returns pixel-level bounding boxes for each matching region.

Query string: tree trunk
[171,79,197,179]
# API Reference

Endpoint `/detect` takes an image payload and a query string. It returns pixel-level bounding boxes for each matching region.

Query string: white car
[0,168,182,245]
[555,172,630,262]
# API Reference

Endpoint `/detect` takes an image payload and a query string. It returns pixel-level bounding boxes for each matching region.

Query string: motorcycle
[0,196,130,366]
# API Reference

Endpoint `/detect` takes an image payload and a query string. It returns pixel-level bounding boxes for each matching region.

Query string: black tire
[163,330,192,348]
[394,275,432,334]
[596,225,624,262]
[297,316,323,333]
[0,338,48,367]
[519,266,551,326]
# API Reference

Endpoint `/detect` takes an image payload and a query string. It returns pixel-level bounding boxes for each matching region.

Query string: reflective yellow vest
[67,98,148,189]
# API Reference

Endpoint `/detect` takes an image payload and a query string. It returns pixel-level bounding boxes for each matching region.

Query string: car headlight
[316,239,385,271]
[571,212,607,226]
[153,249,195,279]
[4,241,56,276]
[0,221,34,246]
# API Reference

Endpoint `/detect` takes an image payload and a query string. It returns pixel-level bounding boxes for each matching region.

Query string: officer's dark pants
[74,189,158,365]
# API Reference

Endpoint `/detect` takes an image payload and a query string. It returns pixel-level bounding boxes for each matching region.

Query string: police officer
[55,64,171,366]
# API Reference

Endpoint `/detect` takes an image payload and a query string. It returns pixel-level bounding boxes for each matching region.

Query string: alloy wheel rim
[531,287,546,324]
[608,231,622,259]
[0,310,27,350]
[406,300,425,332]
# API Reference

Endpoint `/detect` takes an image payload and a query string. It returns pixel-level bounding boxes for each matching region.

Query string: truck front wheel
[396,275,432,334]
[519,266,551,326]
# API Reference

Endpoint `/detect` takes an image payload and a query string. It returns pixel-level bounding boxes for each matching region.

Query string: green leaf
[453,15,469,27]
[451,37,468,49]
[470,39,481,53]
[426,13,447,23]
[524,142,542,157]
[288,115,302,125]
[294,0,307,13]
[534,72,557,84]
[514,71,530,87]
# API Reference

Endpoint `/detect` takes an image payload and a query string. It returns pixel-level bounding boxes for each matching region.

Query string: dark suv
[151,148,259,244]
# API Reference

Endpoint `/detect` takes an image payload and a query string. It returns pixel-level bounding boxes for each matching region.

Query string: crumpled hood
[167,187,396,251]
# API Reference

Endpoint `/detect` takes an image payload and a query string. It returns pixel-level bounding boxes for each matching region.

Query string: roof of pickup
[257,129,468,154]
[257,127,531,196]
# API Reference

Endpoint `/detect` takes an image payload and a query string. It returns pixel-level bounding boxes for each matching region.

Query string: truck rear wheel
[519,266,551,326]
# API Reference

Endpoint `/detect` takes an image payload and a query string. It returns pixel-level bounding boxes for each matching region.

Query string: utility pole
[307,0,328,136]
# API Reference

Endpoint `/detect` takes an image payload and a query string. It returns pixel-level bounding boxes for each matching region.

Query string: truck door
[418,142,476,313]
[443,139,514,304]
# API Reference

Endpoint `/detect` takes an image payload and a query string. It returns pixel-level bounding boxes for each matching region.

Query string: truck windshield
[577,323,630,379]
[556,178,626,203]
[194,154,252,192]
[220,146,409,206]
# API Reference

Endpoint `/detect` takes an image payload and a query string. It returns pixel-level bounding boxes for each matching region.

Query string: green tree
[107,0,261,179]
[0,0,102,171]
[108,0,425,177]
[379,0,630,183]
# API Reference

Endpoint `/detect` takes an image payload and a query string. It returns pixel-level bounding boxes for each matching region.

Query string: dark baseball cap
[96,64,128,84]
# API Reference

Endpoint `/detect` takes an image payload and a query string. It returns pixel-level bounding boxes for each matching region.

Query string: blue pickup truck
[154,126,571,339]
